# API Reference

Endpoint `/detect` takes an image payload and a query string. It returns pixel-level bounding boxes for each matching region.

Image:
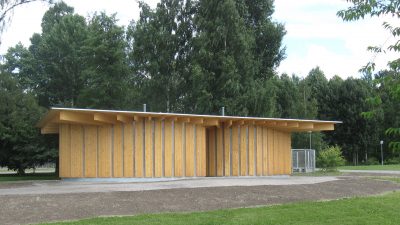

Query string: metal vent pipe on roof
[222,107,225,116]
[143,104,147,112]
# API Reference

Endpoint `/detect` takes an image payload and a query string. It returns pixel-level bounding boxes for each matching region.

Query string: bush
[365,157,380,165]
[317,146,346,171]
[385,157,400,165]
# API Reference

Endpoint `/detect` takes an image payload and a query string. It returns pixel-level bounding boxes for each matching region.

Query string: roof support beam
[117,114,133,123]
[190,118,204,124]
[313,123,334,131]
[94,113,117,124]
[177,117,190,123]
[224,120,233,128]
[59,111,102,125]
[298,122,314,130]
[233,120,244,126]
[286,122,299,128]
[203,119,220,127]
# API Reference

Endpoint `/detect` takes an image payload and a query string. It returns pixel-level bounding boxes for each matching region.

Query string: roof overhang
[37,107,342,134]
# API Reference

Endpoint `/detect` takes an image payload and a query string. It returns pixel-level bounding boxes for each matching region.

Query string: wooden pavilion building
[38,108,340,178]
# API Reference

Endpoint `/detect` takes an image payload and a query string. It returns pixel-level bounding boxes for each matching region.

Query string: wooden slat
[154,120,162,177]
[145,119,153,177]
[201,127,207,176]
[70,125,83,178]
[273,129,279,175]
[196,125,205,176]
[123,123,134,177]
[174,122,183,177]
[231,125,239,176]
[224,126,231,176]
[248,125,255,176]
[98,125,112,177]
[84,125,97,177]
[135,120,144,177]
[185,124,195,177]
[262,127,268,176]
[267,128,274,175]
[208,127,216,176]
[113,123,123,177]
[59,124,71,177]
[282,132,290,174]
[164,120,173,177]
[286,132,292,174]
[240,125,247,176]
[216,127,224,176]
[278,131,284,175]
[256,126,263,176]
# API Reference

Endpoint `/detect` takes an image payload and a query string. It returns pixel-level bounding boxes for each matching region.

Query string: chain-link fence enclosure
[292,149,315,172]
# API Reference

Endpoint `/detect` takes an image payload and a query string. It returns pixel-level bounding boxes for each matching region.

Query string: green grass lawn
[41,191,400,225]
[0,173,59,182]
[338,164,400,171]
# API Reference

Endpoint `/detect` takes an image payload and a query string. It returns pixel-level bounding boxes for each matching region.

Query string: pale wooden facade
[38,108,339,178]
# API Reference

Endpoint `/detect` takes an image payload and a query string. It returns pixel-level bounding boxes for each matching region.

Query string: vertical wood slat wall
[206,125,292,176]
[58,120,207,178]
[58,121,292,178]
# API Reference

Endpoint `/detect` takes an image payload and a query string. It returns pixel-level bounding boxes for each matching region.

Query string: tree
[0,71,53,174]
[28,2,88,107]
[127,0,196,112]
[338,0,400,154]
[321,77,380,164]
[78,12,129,109]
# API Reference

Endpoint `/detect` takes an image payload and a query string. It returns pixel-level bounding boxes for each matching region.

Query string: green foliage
[385,157,400,165]
[338,0,400,154]
[127,0,285,115]
[365,156,379,165]
[78,12,129,109]
[0,72,55,174]
[317,146,346,171]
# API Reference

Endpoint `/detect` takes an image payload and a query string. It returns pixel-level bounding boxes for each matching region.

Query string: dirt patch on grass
[0,177,398,225]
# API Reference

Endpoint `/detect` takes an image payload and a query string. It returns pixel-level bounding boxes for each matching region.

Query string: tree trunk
[55,157,59,176]
[17,167,25,176]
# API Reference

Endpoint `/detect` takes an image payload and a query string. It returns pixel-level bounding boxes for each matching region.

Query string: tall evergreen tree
[78,12,129,109]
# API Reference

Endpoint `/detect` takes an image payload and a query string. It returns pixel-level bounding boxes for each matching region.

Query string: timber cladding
[59,119,208,178]
[38,108,340,178]
[59,120,290,178]
[206,125,291,177]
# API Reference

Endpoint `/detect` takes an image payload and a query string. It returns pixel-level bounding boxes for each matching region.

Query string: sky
[0,0,396,79]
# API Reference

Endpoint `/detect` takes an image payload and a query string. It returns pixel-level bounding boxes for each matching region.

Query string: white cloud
[0,0,160,54]
[275,0,399,79]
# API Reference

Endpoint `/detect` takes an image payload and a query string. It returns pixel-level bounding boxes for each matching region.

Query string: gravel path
[0,176,338,195]
[0,176,398,225]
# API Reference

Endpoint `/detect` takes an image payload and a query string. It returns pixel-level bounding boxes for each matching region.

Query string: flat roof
[38,107,342,134]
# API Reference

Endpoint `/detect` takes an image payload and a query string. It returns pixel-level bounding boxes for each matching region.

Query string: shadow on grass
[292,170,342,177]
[0,173,59,182]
